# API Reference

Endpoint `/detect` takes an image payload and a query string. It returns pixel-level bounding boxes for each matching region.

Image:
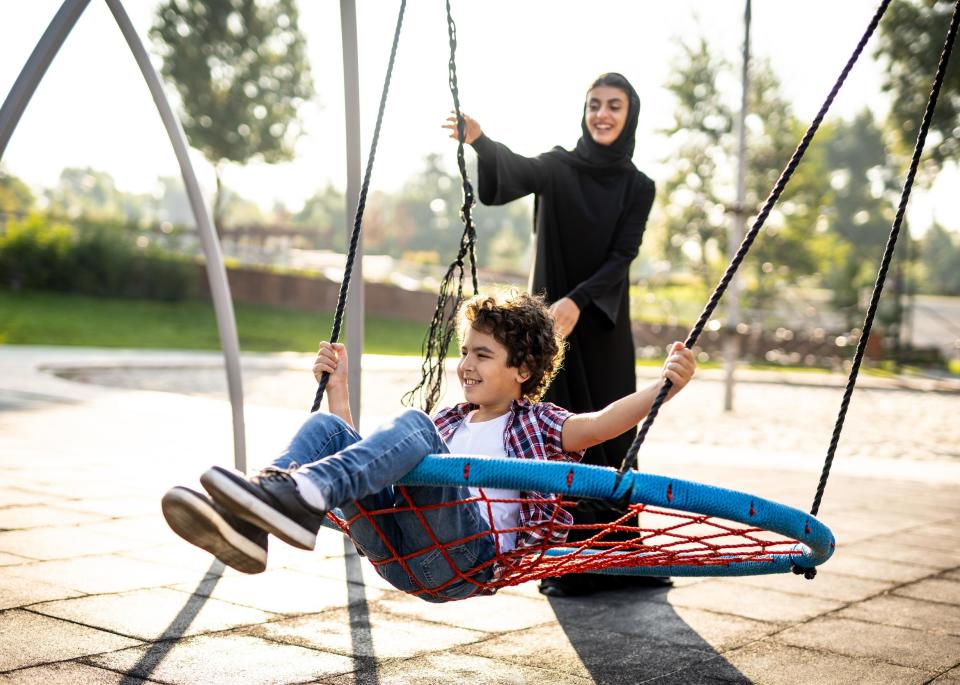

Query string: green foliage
[0,214,74,290]
[916,223,960,294]
[0,168,34,214]
[151,0,314,167]
[44,167,157,224]
[659,41,832,311]
[876,0,960,175]
[0,214,195,300]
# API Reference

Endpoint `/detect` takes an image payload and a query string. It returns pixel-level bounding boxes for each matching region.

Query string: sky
[0,0,957,233]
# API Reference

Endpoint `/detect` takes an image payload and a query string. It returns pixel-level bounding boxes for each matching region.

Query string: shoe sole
[161,487,266,574]
[200,467,318,551]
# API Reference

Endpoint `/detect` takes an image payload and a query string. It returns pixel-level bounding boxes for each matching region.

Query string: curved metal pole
[104,0,246,470]
[0,0,247,470]
[0,0,91,157]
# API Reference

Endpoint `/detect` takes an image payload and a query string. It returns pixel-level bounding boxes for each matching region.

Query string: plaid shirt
[433,399,584,551]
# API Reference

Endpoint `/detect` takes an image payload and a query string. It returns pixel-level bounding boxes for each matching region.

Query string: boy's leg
[343,483,496,602]
[162,412,361,571]
[203,409,446,550]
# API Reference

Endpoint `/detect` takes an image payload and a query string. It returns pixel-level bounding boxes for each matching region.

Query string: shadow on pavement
[119,560,224,685]
[549,584,751,685]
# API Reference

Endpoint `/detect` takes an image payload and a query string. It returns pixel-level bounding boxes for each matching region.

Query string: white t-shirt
[445,410,522,553]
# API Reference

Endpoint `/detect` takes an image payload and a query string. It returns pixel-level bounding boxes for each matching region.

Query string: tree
[293,183,346,251]
[0,168,34,216]
[659,37,734,293]
[875,0,960,175]
[916,223,960,294]
[151,0,315,237]
[660,41,831,313]
[820,110,900,323]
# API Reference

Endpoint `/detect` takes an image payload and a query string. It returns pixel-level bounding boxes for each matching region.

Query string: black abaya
[470,133,655,545]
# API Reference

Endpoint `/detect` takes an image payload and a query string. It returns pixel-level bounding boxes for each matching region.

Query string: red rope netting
[327,488,800,600]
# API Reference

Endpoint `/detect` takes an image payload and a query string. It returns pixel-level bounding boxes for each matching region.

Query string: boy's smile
[458,326,527,421]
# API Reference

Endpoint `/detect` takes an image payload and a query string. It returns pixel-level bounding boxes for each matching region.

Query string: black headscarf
[548,72,641,174]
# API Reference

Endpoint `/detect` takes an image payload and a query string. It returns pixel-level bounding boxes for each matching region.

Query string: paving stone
[59,496,164,518]
[660,578,841,623]
[4,554,202,595]
[462,621,734,684]
[87,632,354,685]
[0,526,148,560]
[78,515,175,543]
[548,591,778,650]
[0,609,141,671]
[323,651,594,685]
[121,542,232,575]
[932,665,960,682]
[296,550,403,594]
[839,594,960,636]
[823,551,940,583]
[0,570,83,609]
[0,505,106,530]
[0,661,160,684]
[842,540,960,570]
[172,567,386,615]
[895,577,960,606]
[0,551,31,566]
[0,489,59,508]
[30,586,276,641]
[375,589,559,633]
[779,616,960,671]
[730,568,891,603]
[714,640,934,684]
[250,605,487,658]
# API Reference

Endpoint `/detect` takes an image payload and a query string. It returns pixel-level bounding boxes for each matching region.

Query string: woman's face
[585,86,629,146]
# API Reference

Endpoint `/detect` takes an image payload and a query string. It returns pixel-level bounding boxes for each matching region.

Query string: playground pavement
[1,345,959,684]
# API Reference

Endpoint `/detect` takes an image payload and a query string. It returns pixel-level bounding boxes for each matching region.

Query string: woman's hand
[662,342,696,396]
[313,341,349,391]
[549,297,581,339]
[442,111,482,145]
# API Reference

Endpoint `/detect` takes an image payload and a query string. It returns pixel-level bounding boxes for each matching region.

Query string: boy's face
[458,325,527,408]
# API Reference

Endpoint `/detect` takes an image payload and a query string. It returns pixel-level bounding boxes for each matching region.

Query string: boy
[162,292,696,601]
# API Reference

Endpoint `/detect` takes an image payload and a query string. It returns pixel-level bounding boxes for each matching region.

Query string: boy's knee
[397,408,432,430]
[306,411,352,433]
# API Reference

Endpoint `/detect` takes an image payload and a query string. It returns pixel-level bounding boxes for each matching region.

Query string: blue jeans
[270,409,495,602]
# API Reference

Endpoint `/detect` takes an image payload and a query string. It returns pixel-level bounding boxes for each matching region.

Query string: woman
[443,73,659,596]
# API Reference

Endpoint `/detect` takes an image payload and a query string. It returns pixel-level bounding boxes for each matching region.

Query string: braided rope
[617,0,893,475]
[312,0,407,412]
[810,0,960,517]
[403,0,479,414]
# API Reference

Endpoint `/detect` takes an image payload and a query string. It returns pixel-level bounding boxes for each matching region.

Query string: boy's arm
[561,343,695,453]
[312,342,355,429]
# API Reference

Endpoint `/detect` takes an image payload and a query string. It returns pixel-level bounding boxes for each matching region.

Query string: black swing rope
[616,0,894,477]
[402,0,480,414]
[614,0,960,580]
[311,0,407,413]
[810,0,960,518]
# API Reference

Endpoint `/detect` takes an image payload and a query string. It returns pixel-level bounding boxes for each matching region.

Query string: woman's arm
[442,112,548,204]
[567,177,655,325]
[561,342,695,452]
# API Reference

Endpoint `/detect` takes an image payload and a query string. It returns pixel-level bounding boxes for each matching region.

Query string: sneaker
[161,486,267,574]
[200,466,327,551]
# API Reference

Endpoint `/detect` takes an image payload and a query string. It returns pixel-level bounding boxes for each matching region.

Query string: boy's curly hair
[459,291,564,401]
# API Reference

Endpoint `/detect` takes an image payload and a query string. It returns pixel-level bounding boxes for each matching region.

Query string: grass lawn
[0,289,431,355]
